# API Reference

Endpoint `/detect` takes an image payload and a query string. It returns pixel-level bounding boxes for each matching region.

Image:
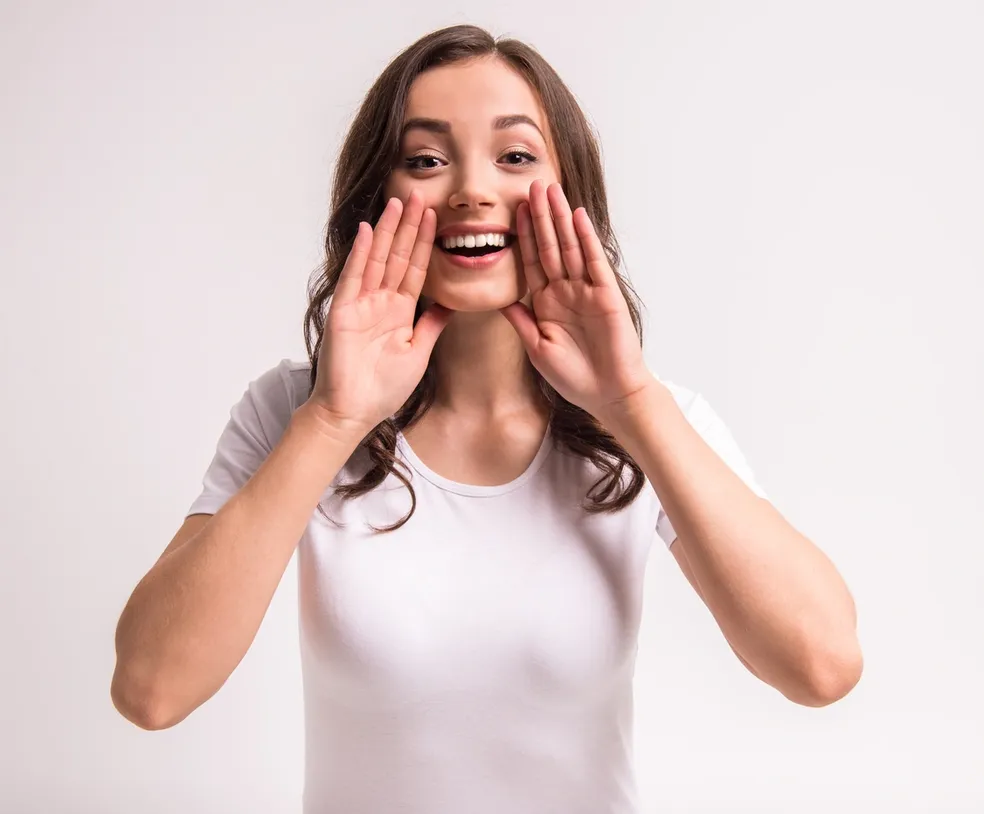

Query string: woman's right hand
[307,190,453,435]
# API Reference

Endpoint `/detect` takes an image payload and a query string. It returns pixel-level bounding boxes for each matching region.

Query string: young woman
[112,24,862,813]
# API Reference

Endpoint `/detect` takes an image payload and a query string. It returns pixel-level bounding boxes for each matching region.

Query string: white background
[2,1,981,811]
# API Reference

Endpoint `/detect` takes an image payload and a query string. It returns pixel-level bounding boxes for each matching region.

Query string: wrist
[596,377,672,434]
[291,400,375,449]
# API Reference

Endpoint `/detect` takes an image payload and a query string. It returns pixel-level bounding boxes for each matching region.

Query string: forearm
[600,380,862,705]
[113,403,365,728]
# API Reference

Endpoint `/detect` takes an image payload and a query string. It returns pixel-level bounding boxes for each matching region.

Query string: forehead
[403,57,548,132]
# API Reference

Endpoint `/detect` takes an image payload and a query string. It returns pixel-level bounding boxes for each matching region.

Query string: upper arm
[669,533,708,607]
[670,533,763,680]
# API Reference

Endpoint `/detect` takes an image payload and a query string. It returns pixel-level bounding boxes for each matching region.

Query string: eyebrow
[400,114,546,142]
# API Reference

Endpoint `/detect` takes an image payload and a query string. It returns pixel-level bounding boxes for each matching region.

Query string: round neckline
[395,425,554,497]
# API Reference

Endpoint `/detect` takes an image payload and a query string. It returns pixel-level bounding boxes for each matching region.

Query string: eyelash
[404,150,539,171]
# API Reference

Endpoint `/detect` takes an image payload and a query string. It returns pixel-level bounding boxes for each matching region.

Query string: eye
[500,150,538,166]
[404,154,445,171]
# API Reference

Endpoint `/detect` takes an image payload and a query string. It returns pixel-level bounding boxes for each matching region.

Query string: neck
[427,300,545,420]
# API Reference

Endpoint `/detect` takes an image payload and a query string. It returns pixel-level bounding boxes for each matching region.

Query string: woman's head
[318,24,635,316]
[383,56,560,312]
[307,24,647,532]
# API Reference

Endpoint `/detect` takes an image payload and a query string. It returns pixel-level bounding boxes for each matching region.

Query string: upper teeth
[442,233,508,250]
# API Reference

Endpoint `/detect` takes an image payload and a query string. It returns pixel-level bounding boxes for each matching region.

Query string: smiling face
[384,57,563,312]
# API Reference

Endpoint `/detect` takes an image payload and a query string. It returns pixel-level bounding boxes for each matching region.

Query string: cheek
[385,165,446,199]
[506,170,562,208]
[387,179,445,213]
[382,175,405,203]
[383,171,427,203]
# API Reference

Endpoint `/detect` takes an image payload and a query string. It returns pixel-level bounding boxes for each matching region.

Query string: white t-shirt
[187,359,768,814]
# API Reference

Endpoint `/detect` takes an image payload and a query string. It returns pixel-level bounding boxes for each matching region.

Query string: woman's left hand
[499,180,657,421]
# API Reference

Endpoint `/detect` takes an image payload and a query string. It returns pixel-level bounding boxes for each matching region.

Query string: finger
[334,221,373,304]
[361,197,403,293]
[573,207,616,286]
[515,201,549,293]
[546,183,586,281]
[529,179,565,280]
[381,189,424,291]
[398,208,437,300]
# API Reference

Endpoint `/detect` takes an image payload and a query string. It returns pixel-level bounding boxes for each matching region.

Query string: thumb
[499,301,541,353]
[410,302,454,357]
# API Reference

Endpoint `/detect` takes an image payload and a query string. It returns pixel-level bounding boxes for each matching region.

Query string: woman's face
[384,57,563,313]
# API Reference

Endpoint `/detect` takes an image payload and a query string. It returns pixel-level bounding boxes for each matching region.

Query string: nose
[446,157,497,211]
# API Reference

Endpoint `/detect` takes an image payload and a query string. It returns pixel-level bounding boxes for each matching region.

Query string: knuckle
[390,245,412,263]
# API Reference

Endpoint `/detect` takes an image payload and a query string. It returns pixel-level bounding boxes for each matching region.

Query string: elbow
[111,667,178,731]
[793,637,864,707]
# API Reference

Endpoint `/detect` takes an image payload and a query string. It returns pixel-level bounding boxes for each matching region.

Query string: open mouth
[438,234,515,257]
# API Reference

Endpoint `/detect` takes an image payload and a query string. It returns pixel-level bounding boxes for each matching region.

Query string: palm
[526,279,641,410]
[329,288,415,351]
[325,290,420,417]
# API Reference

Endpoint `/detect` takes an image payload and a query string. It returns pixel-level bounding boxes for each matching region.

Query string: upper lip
[437,222,514,239]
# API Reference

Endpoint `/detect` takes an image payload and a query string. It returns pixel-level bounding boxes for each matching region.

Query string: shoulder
[276,357,314,411]
[229,358,313,449]
[243,357,311,410]
[185,358,315,517]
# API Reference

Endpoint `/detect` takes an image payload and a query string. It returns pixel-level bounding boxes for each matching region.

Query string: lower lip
[438,244,512,269]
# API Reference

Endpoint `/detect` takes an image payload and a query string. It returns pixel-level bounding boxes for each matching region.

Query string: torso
[185,359,735,813]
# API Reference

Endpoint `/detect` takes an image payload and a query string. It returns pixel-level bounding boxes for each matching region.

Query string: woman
[112,24,862,813]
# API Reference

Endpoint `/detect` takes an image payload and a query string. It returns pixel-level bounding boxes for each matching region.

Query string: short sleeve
[186,360,299,517]
[657,392,769,549]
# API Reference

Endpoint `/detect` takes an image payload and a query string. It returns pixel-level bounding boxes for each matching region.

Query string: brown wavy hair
[304,24,649,533]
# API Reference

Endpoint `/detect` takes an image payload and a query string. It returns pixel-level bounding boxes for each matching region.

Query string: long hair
[304,24,649,533]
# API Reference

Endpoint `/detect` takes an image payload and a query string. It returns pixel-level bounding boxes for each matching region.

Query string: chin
[421,266,528,313]
[423,284,526,313]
